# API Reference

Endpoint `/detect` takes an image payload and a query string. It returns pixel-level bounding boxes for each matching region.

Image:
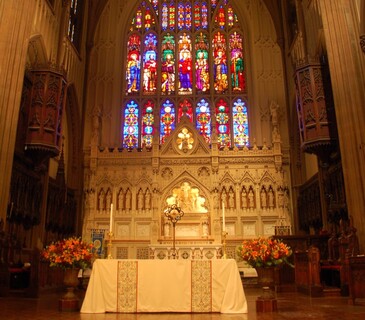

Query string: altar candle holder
[107,231,114,259]
[222,230,228,259]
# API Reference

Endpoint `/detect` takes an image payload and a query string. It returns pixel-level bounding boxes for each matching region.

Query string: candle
[222,201,226,231]
[109,203,113,232]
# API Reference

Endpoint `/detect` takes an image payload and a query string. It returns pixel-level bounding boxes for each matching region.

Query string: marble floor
[1,287,365,320]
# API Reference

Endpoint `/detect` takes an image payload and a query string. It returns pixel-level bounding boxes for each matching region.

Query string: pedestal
[59,298,79,312]
[256,297,277,312]
[59,268,80,312]
[256,286,277,312]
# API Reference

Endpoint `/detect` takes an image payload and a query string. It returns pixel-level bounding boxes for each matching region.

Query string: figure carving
[98,189,105,210]
[261,189,267,208]
[241,189,247,208]
[145,190,151,210]
[106,191,112,211]
[125,190,131,210]
[270,101,279,126]
[137,191,144,210]
[118,190,124,210]
[228,190,235,208]
[248,189,254,208]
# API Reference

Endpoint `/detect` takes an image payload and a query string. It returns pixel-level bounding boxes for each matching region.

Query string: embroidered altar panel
[191,260,212,312]
[117,260,138,312]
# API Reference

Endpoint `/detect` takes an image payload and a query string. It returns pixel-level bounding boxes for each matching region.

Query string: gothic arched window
[68,0,84,51]
[122,0,249,149]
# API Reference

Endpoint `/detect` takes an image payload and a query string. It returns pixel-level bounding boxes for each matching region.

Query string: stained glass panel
[233,98,249,146]
[143,33,158,93]
[126,34,141,94]
[196,98,211,143]
[161,33,176,94]
[213,32,228,93]
[230,32,245,92]
[215,99,230,148]
[123,100,139,149]
[195,32,209,92]
[160,99,176,143]
[123,1,249,149]
[142,100,155,148]
[178,33,193,93]
[178,99,193,122]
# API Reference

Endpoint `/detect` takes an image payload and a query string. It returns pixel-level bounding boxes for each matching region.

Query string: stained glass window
[232,98,249,146]
[196,99,211,143]
[160,99,176,143]
[122,0,249,149]
[141,100,155,149]
[123,101,139,149]
[215,99,230,147]
[68,0,84,50]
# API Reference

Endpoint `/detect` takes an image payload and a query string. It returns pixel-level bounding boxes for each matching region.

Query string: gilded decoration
[117,260,138,312]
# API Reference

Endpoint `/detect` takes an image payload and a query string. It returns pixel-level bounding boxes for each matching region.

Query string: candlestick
[222,230,228,259]
[107,231,113,259]
[222,201,226,231]
[109,203,113,232]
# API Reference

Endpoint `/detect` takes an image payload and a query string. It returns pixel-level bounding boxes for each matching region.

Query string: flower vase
[255,267,277,297]
[63,268,80,299]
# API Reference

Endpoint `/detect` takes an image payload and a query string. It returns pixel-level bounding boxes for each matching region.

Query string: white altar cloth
[81,259,247,314]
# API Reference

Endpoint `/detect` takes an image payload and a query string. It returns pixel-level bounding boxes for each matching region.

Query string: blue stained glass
[233,98,249,146]
[123,100,139,149]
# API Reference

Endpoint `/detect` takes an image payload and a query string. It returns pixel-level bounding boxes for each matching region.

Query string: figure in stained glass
[126,51,141,93]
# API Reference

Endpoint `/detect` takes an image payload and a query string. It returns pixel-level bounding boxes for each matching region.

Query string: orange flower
[237,237,292,268]
[42,237,94,270]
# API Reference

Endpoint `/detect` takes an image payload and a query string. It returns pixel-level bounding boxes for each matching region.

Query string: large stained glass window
[122,0,249,150]
[68,0,84,51]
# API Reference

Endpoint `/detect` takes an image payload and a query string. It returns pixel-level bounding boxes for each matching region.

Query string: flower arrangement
[237,237,293,268]
[42,237,94,270]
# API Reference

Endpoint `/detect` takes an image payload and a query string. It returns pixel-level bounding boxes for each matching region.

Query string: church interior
[1,0,365,318]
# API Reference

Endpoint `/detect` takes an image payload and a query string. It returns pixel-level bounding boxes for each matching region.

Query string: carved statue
[91,105,102,145]
[106,191,112,211]
[118,191,124,210]
[125,190,131,210]
[248,189,254,208]
[145,190,151,210]
[261,189,267,208]
[241,190,247,208]
[164,221,170,237]
[270,101,279,126]
[221,191,227,207]
[228,190,235,208]
[98,190,105,210]
[137,191,144,210]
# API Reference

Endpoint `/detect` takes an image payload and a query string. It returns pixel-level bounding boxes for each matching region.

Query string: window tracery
[122,0,249,149]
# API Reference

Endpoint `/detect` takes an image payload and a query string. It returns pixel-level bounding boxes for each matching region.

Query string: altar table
[80,259,247,314]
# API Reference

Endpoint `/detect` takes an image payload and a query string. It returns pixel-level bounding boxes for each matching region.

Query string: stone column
[0,0,36,225]
[319,0,365,251]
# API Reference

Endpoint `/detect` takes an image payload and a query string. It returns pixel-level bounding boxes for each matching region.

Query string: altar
[81,259,247,314]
